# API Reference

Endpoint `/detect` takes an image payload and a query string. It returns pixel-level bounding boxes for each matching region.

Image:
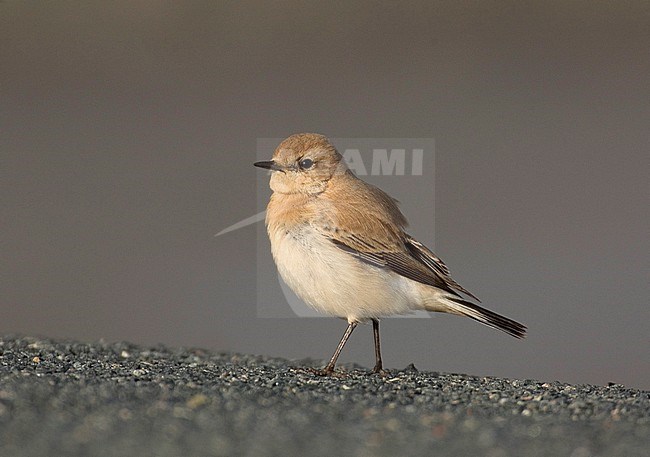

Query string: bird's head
[254,133,345,194]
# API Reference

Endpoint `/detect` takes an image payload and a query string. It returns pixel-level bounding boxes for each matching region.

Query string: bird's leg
[371,319,388,375]
[315,322,357,376]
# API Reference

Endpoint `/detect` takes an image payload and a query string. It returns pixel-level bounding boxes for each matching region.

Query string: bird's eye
[299,158,314,169]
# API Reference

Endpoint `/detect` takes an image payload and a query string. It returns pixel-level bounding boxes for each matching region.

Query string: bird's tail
[434,296,527,339]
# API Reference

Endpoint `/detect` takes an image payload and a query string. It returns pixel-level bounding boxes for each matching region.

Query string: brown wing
[404,235,481,302]
[325,228,463,299]
[319,171,479,300]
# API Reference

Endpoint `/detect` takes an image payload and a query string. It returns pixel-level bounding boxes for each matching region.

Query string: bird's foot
[371,365,390,377]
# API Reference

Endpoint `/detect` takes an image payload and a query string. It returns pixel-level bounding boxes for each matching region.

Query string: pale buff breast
[267,222,421,323]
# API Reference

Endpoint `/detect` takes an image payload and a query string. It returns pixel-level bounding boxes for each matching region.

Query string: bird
[254,133,526,375]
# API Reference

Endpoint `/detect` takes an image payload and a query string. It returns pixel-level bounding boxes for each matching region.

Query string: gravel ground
[0,336,648,457]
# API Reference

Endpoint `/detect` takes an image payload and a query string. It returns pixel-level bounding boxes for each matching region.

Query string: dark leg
[318,322,358,375]
[371,319,387,375]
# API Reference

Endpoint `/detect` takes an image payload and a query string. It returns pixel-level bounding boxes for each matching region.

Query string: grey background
[1,2,648,389]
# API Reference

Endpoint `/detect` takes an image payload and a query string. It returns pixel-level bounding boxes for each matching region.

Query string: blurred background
[1,1,648,389]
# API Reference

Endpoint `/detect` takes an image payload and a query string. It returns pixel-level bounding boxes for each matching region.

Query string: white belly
[268,224,420,322]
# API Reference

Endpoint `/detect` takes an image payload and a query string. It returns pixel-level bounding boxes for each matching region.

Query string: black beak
[254,160,285,172]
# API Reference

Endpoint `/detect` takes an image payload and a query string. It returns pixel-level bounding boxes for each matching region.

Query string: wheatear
[255,133,526,375]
